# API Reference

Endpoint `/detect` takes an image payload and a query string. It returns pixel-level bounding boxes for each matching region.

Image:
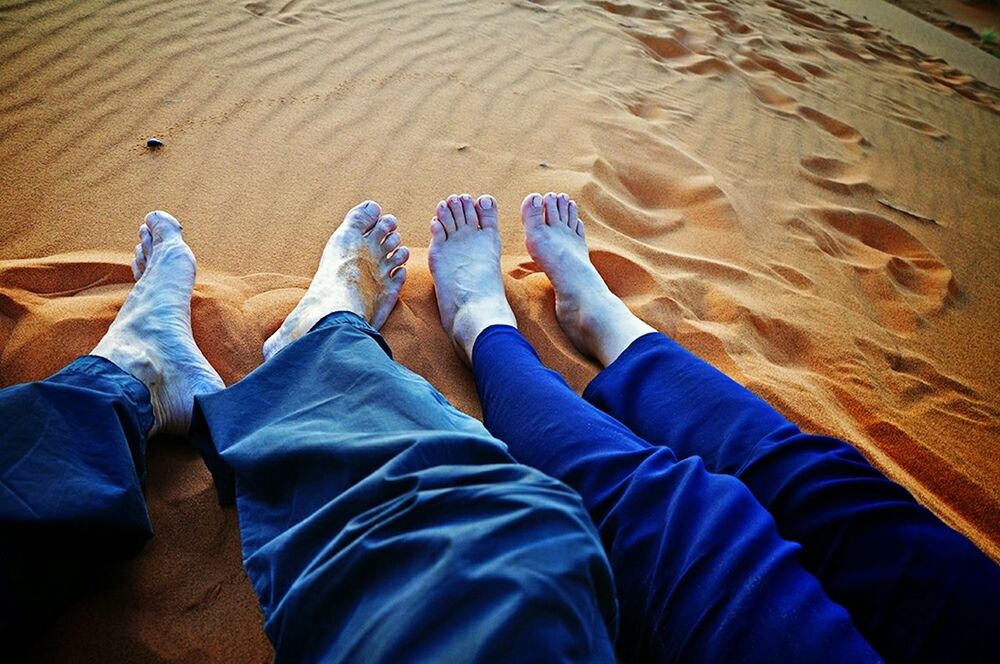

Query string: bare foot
[263,200,409,359]
[521,192,655,366]
[428,193,517,364]
[91,211,224,436]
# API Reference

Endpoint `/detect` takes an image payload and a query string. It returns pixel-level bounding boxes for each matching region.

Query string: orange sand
[1,0,998,660]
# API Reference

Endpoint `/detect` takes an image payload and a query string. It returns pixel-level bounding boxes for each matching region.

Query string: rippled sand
[1,0,998,660]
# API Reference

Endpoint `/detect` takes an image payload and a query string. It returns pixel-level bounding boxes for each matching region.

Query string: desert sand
[1,0,998,660]
[888,0,1000,48]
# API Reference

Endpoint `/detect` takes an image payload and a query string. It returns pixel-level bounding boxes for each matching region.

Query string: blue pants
[0,313,617,663]
[0,356,154,644]
[472,325,1000,663]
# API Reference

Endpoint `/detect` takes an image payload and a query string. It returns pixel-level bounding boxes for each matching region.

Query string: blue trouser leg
[190,312,617,664]
[0,356,154,643]
[582,332,1000,663]
[471,325,879,663]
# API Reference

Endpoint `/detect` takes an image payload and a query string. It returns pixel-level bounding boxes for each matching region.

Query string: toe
[144,210,183,242]
[437,200,458,235]
[447,194,467,226]
[543,193,560,226]
[430,218,448,243]
[521,193,545,229]
[476,195,499,230]
[139,225,153,260]
[382,231,402,253]
[460,194,478,227]
[390,266,407,285]
[558,193,570,225]
[345,200,382,233]
[370,214,398,241]
[387,246,410,271]
[567,199,584,237]
[132,244,146,279]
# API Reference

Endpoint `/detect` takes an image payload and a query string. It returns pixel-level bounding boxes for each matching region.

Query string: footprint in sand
[624,25,734,78]
[853,338,997,426]
[750,82,799,115]
[787,206,956,333]
[242,0,342,25]
[889,113,949,140]
[799,155,874,195]
[823,346,998,537]
[594,0,670,21]
[675,56,735,77]
[737,51,809,84]
[796,105,867,144]
[581,126,738,241]
[828,42,878,64]
[844,19,882,40]
[797,61,832,79]
[609,0,759,79]
[780,40,817,55]
[243,1,304,25]
[738,310,820,367]
[629,30,695,60]
[702,4,753,36]
[766,0,834,32]
[766,263,815,291]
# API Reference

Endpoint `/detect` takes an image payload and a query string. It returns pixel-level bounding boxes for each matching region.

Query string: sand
[887,0,1000,47]
[1,0,998,660]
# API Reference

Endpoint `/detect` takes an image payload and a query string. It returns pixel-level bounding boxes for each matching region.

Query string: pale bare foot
[263,200,409,360]
[428,193,517,364]
[91,211,224,436]
[521,192,655,366]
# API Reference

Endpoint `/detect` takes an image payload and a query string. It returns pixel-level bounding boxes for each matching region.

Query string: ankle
[590,306,655,366]
[92,336,156,385]
[558,292,653,366]
[453,301,517,364]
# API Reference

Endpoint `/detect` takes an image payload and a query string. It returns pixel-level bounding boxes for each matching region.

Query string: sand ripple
[1,0,998,660]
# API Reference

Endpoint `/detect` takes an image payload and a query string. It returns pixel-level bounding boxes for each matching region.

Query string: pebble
[146,137,164,148]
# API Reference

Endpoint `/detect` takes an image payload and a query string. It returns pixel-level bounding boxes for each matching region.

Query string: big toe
[520,193,545,229]
[344,200,382,232]
[145,210,183,242]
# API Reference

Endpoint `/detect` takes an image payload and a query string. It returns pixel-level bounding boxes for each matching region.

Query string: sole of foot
[263,200,410,360]
[91,210,225,436]
[521,192,655,366]
[428,193,517,365]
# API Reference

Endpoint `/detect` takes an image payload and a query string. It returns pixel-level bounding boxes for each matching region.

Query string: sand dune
[1,0,998,660]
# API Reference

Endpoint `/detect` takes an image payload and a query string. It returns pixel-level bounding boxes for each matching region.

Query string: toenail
[481,197,493,210]
[531,195,543,208]
[364,201,378,215]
